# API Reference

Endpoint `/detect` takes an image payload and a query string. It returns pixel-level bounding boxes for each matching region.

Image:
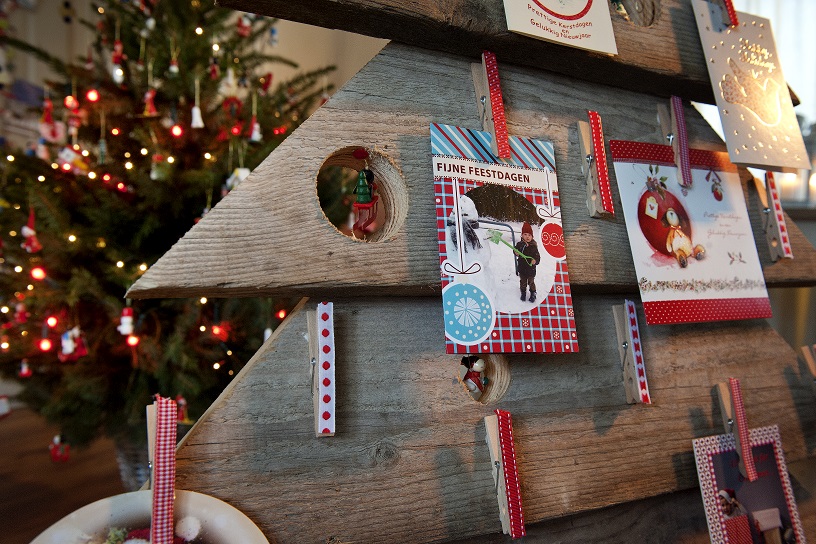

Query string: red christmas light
[170,124,184,137]
[46,316,58,328]
[64,95,79,110]
[276,309,287,320]
[126,334,140,347]
[30,267,46,280]
[102,173,112,182]
[61,163,72,172]
[39,338,52,351]
[111,128,120,136]
[116,182,126,192]
[211,324,229,341]
[86,89,100,102]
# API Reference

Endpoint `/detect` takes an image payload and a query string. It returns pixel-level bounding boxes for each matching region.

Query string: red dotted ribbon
[495,409,525,539]
[671,96,692,190]
[317,302,335,435]
[588,110,614,215]
[151,396,177,544]
[765,172,793,258]
[483,51,511,159]
[728,378,758,482]
[625,300,650,404]
[722,0,739,26]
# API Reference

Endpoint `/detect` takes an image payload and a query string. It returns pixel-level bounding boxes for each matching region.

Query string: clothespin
[752,172,794,261]
[471,51,512,159]
[800,345,816,394]
[612,300,651,404]
[657,96,692,190]
[484,409,525,539]
[146,396,177,544]
[308,301,336,437]
[578,111,615,217]
[711,0,739,27]
[715,378,758,482]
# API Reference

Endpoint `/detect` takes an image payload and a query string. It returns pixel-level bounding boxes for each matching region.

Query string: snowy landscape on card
[444,217,557,315]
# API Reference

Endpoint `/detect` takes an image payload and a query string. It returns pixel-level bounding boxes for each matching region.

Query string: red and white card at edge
[610,141,771,325]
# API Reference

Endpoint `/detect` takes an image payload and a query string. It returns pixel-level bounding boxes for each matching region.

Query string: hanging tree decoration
[168,38,180,76]
[98,111,107,165]
[249,91,262,143]
[85,43,94,71]
[136,36,146,72]
[142,60,158,117]
[191,77,204,128]
[236,14,252,37]
[111,19,125,85]
[21,207,42,254]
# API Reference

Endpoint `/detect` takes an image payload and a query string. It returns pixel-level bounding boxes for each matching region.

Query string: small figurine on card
[459,355,488,400]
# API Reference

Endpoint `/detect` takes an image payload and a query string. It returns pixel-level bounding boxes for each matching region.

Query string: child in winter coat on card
[515,222,540,303]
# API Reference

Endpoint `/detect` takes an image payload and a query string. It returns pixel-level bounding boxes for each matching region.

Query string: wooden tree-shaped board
[129,1,816,541]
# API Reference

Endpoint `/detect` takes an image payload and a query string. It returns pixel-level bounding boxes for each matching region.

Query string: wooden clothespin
[471,51,512,159]
[308,301,336,437]
[578,110,615,217]
[612,300,651,404]
[715,378,758,482]
[711,0,739,27]
[484,409,525,539]
[657,96,693,190]
[800,345,816,393]
[752,172,794,261]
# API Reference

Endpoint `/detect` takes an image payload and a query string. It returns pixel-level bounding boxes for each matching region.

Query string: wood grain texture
[173,296,816,543]
[217,0,730,104]
[127,43,816,300]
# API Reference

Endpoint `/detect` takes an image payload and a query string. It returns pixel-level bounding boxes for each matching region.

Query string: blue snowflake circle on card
[442,282,494,345]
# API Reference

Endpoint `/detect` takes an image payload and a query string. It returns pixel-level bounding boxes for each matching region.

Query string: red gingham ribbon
[587,110,614,215]
[722,0,739,26]
[483,51,511,159]
[496,409,525,539]
[728,378,758,482]
[151,396,177,544]
[670,96,692,190]
[765,172,793,258]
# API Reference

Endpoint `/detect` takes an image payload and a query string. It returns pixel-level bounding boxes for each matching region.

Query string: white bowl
[32,490,268,543]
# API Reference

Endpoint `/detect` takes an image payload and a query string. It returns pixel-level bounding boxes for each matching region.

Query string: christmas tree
[0,0,332,459]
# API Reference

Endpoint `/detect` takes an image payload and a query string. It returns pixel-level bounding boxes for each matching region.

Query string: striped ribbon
[587,110,614,214]
[151,396,177,544]
[728,378,758,482]
[670,96,692,190]
[496,409,525,539]
[765,172,793,258]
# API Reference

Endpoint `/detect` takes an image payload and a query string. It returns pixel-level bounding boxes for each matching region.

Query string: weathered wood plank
[174,295,816,543]
[127,43,816,300]
[218,0,731,104]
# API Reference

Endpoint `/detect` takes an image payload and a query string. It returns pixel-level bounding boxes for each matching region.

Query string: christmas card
[692,0,808,170]
[503,0,617,55]
[609,141,771,325]
[432,123,578,354]
[692,426,805,544]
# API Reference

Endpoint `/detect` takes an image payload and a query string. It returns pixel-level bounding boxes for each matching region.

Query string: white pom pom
[176,516,202,541]
[123,539,149,544]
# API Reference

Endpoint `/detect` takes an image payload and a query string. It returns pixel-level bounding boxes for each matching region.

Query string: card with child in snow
[609,141,771,325]
[431,123,578,354]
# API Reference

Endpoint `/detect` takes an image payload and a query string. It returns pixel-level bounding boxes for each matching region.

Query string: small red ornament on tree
[59,326,88,363]
[49,435,70,462]
[18,360,32,378]
[143,88,158,116]
[21,208,42,253]
[117,307,134,335]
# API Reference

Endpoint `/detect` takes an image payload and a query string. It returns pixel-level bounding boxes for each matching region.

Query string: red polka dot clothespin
[612,300,651,404]
[471,51,512,159]
[311,302,336,436]
[578,111,614,217]
[716,378,758,482]
[759,172,794,261]
[484,409,525,539]
[720,0,739,27]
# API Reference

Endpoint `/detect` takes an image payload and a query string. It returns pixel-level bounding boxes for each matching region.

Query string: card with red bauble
[610,141,771,325]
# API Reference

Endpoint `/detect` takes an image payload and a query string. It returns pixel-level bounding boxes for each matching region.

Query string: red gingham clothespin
[151,395,178,544]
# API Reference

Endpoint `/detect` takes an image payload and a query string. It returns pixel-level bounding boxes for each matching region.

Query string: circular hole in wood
[613,0,661,27]
[457,354,511,405]
[316,146,407,243]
